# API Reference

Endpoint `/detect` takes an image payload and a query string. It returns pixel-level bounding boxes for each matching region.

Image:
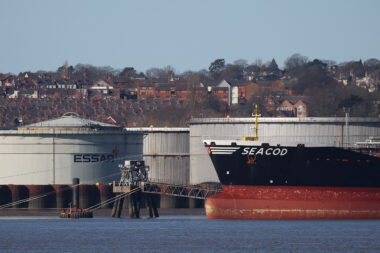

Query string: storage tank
[0,114,143,185]
[189,117,380,184]
[124,127,189,185]
[125,127,189,208]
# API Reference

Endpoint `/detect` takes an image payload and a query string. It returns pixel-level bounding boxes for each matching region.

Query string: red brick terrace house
[276,98,308,117]
[175,85,189,102]
[155,84,176,101]
[138,83,192,103]
[137,84,155,100]
[209,86,229,104]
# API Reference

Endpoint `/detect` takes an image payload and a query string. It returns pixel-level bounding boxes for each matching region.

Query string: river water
[0,216,379,253]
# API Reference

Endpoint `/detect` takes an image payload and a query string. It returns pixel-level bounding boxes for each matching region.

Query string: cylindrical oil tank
[0,185,12,206]
[97,183,114,209]
[189,117,380,184]
[26,185,56,208]
[125,128,190,208]
[125,128,189,185]
[52,184,71,209]
[8,185,29,208]
[79,184,100,209]
[0,115,144,185]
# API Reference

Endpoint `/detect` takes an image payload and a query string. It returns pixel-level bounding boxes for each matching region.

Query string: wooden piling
[128,195,135,218]
[116,197,124,218]
[151,195,159,218]
[111,198,119,218]
[146,194,154,218]
[134,190,141,218]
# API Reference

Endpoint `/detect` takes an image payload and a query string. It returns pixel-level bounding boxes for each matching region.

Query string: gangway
[112,160,222,218]
[141,181,221,199]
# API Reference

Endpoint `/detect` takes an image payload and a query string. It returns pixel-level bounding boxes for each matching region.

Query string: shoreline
[0,208,206,217]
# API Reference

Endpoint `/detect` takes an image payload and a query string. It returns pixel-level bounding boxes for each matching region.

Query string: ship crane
[243,104,261,141]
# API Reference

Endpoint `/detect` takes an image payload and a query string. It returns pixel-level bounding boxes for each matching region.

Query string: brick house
[137,84,155,100]
[293,100,308,117]
[276,99,308,117]
[209,86,229,104]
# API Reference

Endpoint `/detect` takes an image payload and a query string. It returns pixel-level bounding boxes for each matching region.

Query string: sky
[1,0,380,74]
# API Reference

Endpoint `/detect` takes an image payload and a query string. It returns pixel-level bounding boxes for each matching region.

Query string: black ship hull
[203,140,380,219]
[205,142,380,188]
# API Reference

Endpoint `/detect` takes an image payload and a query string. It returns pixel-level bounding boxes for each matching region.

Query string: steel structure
[113,159,219,200]
[141,181,222,199]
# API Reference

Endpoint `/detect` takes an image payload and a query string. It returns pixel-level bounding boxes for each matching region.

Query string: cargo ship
[203,138,380,219]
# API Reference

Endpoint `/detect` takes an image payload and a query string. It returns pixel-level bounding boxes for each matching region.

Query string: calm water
[0,216,380,253]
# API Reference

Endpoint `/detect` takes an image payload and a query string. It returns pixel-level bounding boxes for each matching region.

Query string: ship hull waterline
[205,185,380,219]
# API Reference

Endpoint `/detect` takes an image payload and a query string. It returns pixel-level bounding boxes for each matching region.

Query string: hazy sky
[1,0,380,74]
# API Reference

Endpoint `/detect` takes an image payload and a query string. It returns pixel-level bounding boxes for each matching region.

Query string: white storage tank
[0,114,143,184]
[189,117,380,184]
[124,127,189,185]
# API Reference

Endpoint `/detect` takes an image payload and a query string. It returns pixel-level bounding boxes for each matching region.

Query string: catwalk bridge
[111,160,221,218]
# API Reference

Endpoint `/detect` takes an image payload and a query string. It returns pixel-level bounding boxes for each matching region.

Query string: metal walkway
[141,181,222,200]
[113,181,222,200]
[112,161,222,200]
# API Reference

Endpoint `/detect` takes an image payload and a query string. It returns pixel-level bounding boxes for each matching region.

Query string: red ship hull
[205,185,380,219]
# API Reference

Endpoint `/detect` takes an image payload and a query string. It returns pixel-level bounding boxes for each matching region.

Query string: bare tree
[284,53,309,70]
[320,59,337,67]
[220,64,244,80]
[364,58,380,68]
[233,59,248,68]
[145,65,176,80]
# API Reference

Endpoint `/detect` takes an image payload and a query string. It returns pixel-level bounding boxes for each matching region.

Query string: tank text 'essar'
[73,154,115,163]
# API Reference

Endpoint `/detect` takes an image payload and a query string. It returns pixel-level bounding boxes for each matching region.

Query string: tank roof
[24,115,119,129]
[124,127,189,133]
[189,117,380,124]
